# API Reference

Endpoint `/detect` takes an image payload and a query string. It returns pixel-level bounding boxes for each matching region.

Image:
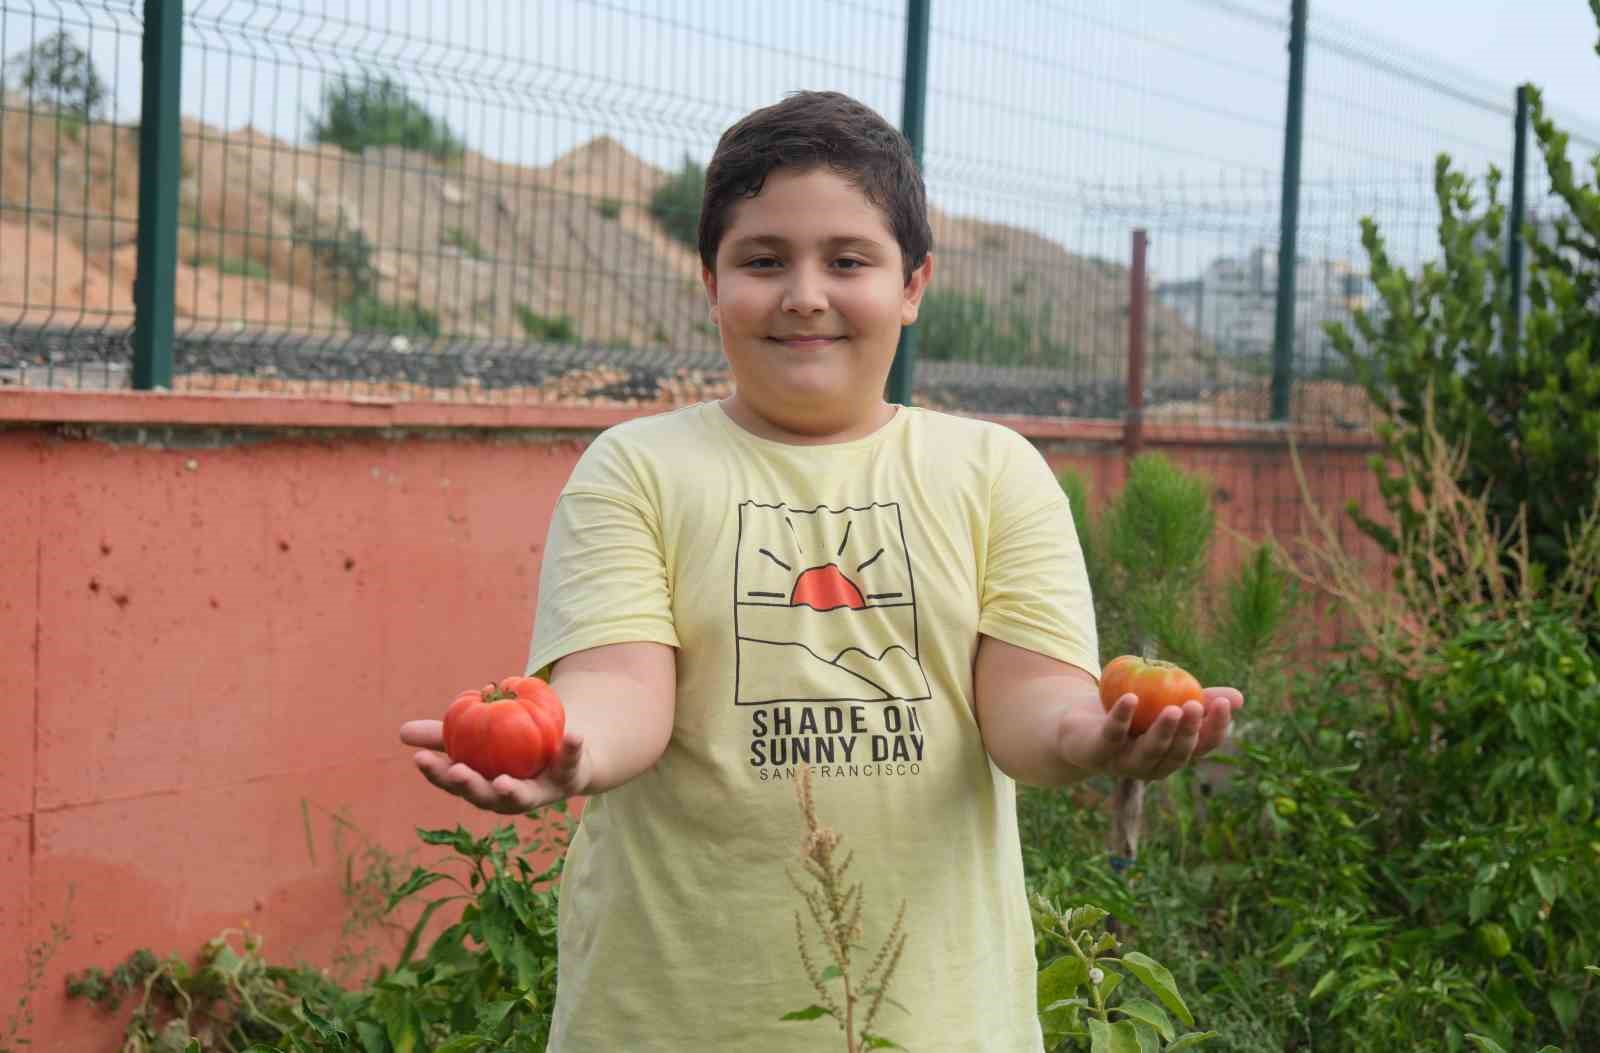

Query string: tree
[6,30,107,120]
[309,73,464,160]
[1324,7,1600,584]
[649,157,705,249]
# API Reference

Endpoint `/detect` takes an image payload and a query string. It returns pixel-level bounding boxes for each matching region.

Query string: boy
[401,91,1242,1051]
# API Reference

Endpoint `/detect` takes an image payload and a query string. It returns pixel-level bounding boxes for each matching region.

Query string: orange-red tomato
[1098,655,1203,735]
[442,675,566,780]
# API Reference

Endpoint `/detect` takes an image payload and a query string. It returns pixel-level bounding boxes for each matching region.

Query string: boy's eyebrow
[727,234,887,251]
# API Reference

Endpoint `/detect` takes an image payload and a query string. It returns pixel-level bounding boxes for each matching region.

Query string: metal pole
[1270,0,1307,422]
[1125,229,1148,460]
[133,0,182,390]
[1506,83,1529,354]
[887,0,930,406]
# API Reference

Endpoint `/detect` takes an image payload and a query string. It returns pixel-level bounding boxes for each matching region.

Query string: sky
[2,0,1598,279]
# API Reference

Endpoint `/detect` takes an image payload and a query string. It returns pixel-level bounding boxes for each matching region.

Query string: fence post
[1125,229,1148,460]
[1506,83,1530,354]
[1270,0,1308,422]
[887,0,930,406]
[132,0,183,390]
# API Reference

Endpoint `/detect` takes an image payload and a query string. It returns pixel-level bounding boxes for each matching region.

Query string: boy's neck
[718,397,900,446]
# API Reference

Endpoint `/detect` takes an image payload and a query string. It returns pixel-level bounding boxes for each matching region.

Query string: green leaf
[1276,940,1316,968]
[1087,1018,1143,1053]
[383,867,451,912]
[381,997,423,1053]
[434,1038,487,1053]
[1549,987,1579,1034]
[395,895,454,970]
[780,1005,833,1021]
[1111,997,1175,1041]
[475,999,518,1032]
[354,1020,386,1052]
[1039,955,1091,1002]
[1067,905,1111,932]
[1166,1033,1219,1052]
[820,964,843,982]
[1121,952,1193,1027]
[417,825,486,856]
[1464,1036,1509,1053]
[1530,864,1558,904]
[861,1035,907,1050]
[1308,968,1340,1002]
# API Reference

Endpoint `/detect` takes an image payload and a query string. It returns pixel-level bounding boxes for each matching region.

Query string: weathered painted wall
[0,390,1378,1049]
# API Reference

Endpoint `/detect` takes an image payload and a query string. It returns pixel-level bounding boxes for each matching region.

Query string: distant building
[1155,247,1367,368]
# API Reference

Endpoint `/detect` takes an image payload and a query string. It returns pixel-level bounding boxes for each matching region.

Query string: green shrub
[190,255,271,280]
[64,818,569,1052]
[596,197,623,220]
[343,294,440,337]
[1326,88,1600,582]
[443,226,489,261]
[515,305,576,342]
[649,157,705,249]
[916,288,1073,367]
[310,74,465,161]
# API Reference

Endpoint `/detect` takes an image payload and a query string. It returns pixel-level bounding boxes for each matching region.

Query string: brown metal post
[1125,229,1149,461]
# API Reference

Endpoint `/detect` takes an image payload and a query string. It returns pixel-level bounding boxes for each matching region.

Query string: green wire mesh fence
[2,0,1597,427]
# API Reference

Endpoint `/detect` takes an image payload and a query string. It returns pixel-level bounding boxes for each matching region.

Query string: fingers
[417,755,541,815]
[1123,700,1205,779]
[539,731,587,793]
[399,719,444,749]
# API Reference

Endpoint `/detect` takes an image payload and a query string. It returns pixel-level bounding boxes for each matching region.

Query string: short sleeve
[526,435,679,677]
[976,431,1101,679]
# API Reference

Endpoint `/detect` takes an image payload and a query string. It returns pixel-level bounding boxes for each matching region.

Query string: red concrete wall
[0,391,1379,1051]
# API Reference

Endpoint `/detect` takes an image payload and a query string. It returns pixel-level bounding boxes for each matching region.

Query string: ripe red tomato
[442,675,566,780]
[1098,655,1203,735]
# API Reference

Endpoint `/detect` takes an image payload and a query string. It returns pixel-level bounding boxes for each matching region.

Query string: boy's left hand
[1060,687,1243,781]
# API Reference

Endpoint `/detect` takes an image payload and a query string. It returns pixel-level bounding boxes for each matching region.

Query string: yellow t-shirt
[528,402,1099,1052]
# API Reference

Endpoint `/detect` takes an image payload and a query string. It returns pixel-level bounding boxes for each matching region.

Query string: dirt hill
[2,104,1268,415]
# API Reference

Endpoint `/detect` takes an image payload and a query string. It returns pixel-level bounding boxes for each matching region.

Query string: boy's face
[702,166,933,443]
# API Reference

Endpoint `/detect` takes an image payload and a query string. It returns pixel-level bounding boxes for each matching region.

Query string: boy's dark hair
[698,91,932,283]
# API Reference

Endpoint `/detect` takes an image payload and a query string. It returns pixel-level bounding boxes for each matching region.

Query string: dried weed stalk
[1280,390,1600,685]
[788,765,908,1053]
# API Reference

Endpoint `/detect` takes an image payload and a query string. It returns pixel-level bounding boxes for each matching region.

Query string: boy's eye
[744,257,781,269]
[833,258,866,270]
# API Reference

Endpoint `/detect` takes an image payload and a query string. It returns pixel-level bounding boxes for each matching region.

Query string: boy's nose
[781,270,827,314]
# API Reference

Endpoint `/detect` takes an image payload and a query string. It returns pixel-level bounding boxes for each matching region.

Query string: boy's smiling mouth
[768,334,844,349]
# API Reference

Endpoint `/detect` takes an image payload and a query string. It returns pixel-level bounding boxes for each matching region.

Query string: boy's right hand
[399,719,590,815]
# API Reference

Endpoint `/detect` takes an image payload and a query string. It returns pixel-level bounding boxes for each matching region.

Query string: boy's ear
[900,252,936,326]
[701,265,720,326]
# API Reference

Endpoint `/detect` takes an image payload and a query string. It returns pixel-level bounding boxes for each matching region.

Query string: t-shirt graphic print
[733,500,930,707]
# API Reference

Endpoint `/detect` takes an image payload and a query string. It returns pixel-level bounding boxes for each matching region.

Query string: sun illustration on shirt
[733,501,929,706]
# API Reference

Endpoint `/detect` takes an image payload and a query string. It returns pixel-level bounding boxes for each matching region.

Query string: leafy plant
[649,157,705,249]
[190,256,272,280]
[595,197,622,220]
[917,289,1074,367]
[343,294,440,338]
[65,814,572,1052]
[309,74,464,161]
[0,889,73,1053]
[1033,896,1217,1051]
[5,30,106,120]
[515,305,576,343]
[1325,60,1600,584]
[781,765,909,1052]
[443,227,489,261]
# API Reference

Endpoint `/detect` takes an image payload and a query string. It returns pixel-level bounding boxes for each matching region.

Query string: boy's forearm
[548,643,676,794]
[980,679,1103,787]
[973,635,1103,787]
